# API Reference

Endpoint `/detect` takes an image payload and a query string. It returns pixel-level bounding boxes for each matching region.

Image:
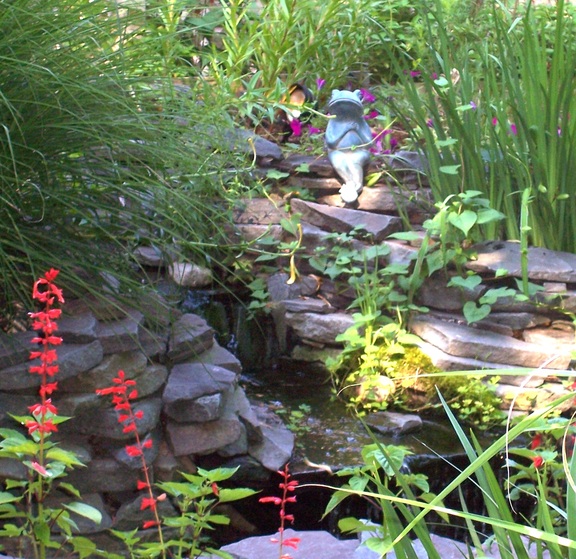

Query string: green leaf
[218,488,258,503]
[439,164,461,175]
[0,492,20,505]
[295,163,310,173]
[448,210,477,236]
[463,301,491,324]
[64,502,103,524]
[46,447,85,467]
[338,516,371,533]
[436,138,458,147]
[448,275,482,290]
[205,514,231,525]
[266,169,290,180]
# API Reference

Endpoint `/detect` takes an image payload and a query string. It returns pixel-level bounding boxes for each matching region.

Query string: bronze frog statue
[325,89,372,204]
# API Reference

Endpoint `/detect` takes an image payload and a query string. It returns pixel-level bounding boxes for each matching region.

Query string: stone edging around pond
[163,141,576,416]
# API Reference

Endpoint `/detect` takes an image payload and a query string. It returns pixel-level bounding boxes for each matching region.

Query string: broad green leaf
[448,210,477,236]
[436,138,458,147]
[448,275,482,290]
[46,447,85,467]
[439,164,461,175]
[0,492,20,505]
[338,516,370,533]
[206,514,231,525]
[463,301,491,323]
[266,169,289,180]
[218,488,258,503]
[64,502,102,524]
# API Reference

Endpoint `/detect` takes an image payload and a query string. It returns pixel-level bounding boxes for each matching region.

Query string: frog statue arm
[325,89,372,204]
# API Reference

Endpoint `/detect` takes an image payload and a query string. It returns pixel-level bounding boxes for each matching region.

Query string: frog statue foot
[325,89,372,205]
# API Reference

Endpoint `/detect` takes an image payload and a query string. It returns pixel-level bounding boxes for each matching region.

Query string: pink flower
[307,124,322,135]
[510,123,517,135]
[289,119,302,137]
[360,88,376,103]
[29,461,49,477]
[492,117,498,126]
[364,110,380,120]
[316,78,325,90]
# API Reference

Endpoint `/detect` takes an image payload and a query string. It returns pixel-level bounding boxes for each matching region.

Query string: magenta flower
[316,77,326,90]
[470,101,477,110]
[492,117,498,126]
[364,109,380,120]
[410,70,421,78]
[360,88,376,103]
[289,119,302,137]
[307,124,322,135]
[510,123,517,135]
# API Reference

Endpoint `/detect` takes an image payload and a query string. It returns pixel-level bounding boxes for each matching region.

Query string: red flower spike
[283,537,301,549]
[140,497,157,511]
[143,520,160,530]
[126,445,143,457]
[532,455,544,469]
[137,479,149,490]
[531,433,543,450]
[142,439,153,449]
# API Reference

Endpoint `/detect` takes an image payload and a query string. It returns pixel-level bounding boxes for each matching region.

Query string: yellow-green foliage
[333,343,505,428]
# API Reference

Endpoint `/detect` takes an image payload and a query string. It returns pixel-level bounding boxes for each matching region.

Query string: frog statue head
[325,89,372,204]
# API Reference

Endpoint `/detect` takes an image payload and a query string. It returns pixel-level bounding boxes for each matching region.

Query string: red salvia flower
[531,433,543,450]
[97,371,164,540]
[259,463,299,559]
[532,455,544,469]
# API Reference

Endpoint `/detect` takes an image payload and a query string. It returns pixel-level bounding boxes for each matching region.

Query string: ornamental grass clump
[385,0,576,252]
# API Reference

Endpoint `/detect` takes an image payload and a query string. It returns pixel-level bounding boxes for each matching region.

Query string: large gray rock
[364,411,423,436]
[65,457,141,493]
[95,308,145,354]
[58,312,99,344]
[167,314,215,362]
[190,341,242,373]
[285,311,355,345]
[166,417,244,456]
[163,362,237,422]
[0,330,33,369]
[72,397,162,440]
[247,404,294,471]
[468,240,576,283]
[290,198,402,242]
[59,350,147,393]
[0,341,104,391]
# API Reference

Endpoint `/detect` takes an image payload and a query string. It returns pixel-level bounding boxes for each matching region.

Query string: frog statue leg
[328,145,371,204]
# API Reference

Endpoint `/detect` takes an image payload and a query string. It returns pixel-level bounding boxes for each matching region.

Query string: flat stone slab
[468,240,576,282]
[285,311,355,345]
[233,198,289,225]
[411,315,571,369]
[290,198,402,242]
